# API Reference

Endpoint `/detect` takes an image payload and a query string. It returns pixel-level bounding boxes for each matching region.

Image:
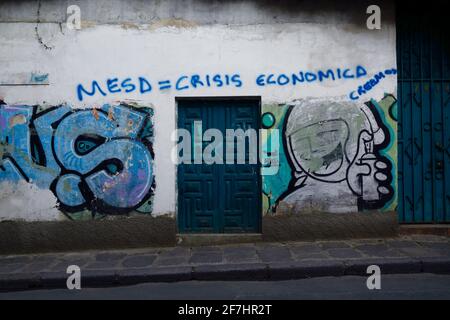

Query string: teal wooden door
[177,99,261,233]
[397,5,450,223]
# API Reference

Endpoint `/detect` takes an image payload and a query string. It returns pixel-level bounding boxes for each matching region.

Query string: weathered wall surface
[262,93,398,214]
[0,103,155,220]
[0,0,397,221]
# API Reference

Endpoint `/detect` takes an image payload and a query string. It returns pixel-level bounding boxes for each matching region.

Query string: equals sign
[158,80,171,90]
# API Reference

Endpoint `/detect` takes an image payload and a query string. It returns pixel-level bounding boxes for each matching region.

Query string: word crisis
[76,74,242,101]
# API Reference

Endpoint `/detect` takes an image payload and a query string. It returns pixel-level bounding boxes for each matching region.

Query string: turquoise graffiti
[262,94,398,214]
[0,102,155,219]
[261,107,292,213]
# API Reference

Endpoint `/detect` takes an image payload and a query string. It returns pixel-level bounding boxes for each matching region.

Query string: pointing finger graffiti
[263,95,397,213]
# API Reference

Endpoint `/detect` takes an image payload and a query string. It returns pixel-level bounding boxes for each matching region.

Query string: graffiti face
[287,119,348,178]
[262,95,397,214]
[285,100,365,183]
[285,99,394,210]
[0,103,155,219]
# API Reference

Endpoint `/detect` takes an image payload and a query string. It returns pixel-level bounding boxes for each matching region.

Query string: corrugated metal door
[397,5,450,223]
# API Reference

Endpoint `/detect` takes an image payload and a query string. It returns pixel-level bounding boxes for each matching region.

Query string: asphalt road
[1,274,450,300]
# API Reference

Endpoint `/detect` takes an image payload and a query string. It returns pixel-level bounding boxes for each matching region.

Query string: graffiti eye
[74,134,106,155]
[106,163,119,174]
[103,159,123,175]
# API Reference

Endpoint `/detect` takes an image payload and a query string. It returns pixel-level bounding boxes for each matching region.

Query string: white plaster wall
[0,8,397,220]
[0,181,62,221]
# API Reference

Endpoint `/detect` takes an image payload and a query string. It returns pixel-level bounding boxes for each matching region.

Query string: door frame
[175,96,263,233]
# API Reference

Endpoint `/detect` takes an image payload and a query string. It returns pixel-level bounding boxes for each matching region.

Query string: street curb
[117,266,193,285]
[192,263,268,281]
[420,257,450,274]
[267,260,345,280]
[343,258,423,275]
[1,257,450,291]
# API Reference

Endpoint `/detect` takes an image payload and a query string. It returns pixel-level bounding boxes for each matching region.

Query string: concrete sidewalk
[1,235,449,291]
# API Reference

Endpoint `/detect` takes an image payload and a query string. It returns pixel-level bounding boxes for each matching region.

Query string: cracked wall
[0,0,397,221]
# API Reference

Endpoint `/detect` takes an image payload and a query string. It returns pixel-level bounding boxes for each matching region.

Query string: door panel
[177,99,261,233]
[397,5,450,223]
[177,103,220,232]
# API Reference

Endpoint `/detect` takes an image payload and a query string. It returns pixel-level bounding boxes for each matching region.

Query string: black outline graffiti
[286,118,351,181]
[0,103,155,219]
[268,99,395,213]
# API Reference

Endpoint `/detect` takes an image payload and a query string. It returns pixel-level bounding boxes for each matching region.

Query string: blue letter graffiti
[0,102,155,218]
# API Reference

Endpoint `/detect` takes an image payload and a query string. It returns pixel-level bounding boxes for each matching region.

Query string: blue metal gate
[397,5,450,223]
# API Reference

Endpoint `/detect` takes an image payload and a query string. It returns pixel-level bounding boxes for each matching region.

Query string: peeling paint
[91,107,99,120]
[30,72,49,84]
[120,22,140,30]
[148,18,198,30]
[8,114,27,127]
[0,103,155,220]
[108,106,115,121]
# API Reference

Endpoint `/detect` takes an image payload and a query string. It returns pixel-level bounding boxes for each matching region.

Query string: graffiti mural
[0,102,155,219]
[262,94,397,214]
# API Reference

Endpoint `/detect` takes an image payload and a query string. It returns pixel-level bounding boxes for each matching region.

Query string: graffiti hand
[347,129,392,202]
[373,160,391,196]
[347,131,372,196]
